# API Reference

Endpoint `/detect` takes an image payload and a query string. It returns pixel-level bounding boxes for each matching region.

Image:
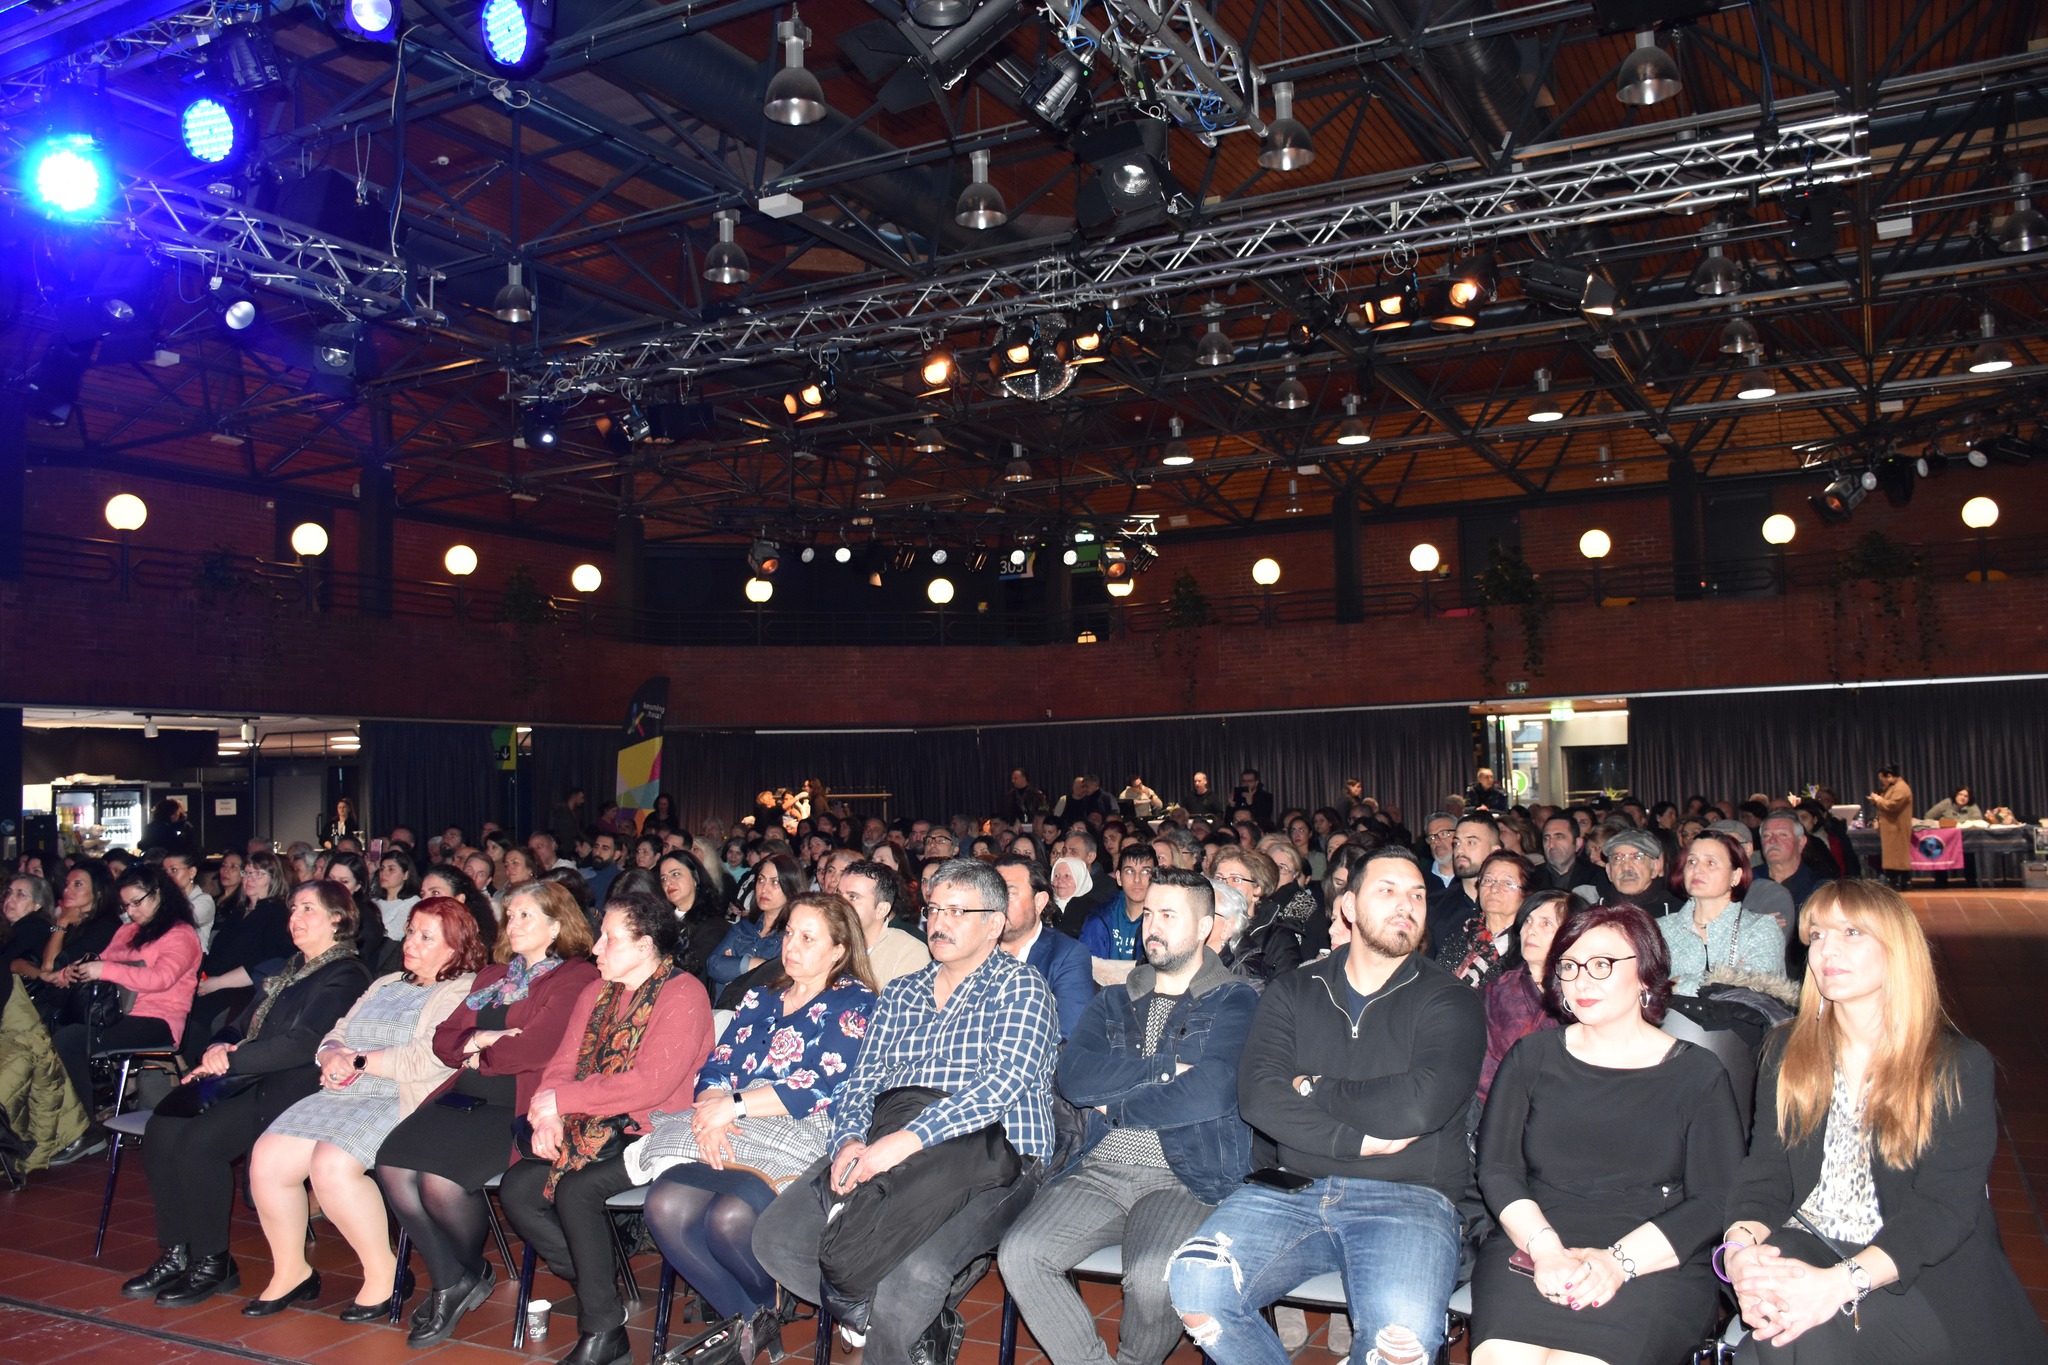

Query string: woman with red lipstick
[1719,881,2047,1362]
[1470,904,1745,1365]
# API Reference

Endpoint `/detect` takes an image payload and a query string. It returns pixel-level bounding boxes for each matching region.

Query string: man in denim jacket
[1000,868,1259,1365]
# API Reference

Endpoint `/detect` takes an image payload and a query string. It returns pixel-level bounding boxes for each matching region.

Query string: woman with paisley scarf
[1434,850,1532,991]
[374,881,599,1348]
[122,880,372,1309]
[502,890,714,1365]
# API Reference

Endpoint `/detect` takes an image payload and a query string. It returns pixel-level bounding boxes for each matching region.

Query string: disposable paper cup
[526,1298,552,1340]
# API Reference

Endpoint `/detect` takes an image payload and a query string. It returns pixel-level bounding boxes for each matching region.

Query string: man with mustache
[1001,868,1259,1365]
[1170,847,1485,1365]
[753,858,1058,1365]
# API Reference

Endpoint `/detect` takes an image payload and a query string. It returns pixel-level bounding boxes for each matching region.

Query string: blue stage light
[329,0,398,42]
[26,134,111,219]
[480,0,531,67]
[181,98,239,163]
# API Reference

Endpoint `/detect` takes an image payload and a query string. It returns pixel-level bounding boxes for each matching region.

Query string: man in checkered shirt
[755,857,1059,1365]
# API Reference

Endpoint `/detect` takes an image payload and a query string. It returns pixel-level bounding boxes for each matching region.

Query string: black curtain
[528,727,620,829]
[1629,680,2048,819]
[656,706,1469,832]
[362,721,503,839]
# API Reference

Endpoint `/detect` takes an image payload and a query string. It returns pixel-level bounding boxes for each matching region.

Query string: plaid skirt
[624,1109,829,1189]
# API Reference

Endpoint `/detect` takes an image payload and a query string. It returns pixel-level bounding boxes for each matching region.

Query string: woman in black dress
[184,850,295,1062]
[373,881,599,1347]
[1472,903,1745,1365]
[1721,881,2048,1363]
[123,880,370,1308]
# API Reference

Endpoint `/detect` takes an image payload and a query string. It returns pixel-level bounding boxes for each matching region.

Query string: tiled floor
[4,890,2045,1365]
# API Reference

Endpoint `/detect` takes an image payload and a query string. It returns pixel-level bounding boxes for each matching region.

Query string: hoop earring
[1558,997,1575,1016]
[1640,988,1653,1009]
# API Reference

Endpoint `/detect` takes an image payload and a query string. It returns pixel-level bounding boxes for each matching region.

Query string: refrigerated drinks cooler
[54,784,148,855]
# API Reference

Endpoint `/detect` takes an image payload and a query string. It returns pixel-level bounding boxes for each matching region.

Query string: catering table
[1846,826,2042,884]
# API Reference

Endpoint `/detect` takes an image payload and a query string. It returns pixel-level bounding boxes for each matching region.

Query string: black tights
[376,1166,492,1291]
[645,1165,779,1321]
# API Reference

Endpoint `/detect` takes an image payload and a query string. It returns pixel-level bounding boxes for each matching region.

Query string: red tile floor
[4,890,2046,1365]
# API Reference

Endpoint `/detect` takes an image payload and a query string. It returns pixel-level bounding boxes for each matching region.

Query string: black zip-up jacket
[1237,950,1484,1205]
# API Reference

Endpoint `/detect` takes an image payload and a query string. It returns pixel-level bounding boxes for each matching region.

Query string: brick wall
[9,462,2045,729]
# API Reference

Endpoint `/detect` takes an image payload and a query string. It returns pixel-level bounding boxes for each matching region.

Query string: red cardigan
[430,957,602,1118]
[536,971,713,1133]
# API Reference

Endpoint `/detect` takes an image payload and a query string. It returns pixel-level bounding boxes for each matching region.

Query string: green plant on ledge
[1153,571,1212,709]
[496,564,552,626]
[193,546,268,602]
[1829,530,1937,676]
[1477,543,1550,690]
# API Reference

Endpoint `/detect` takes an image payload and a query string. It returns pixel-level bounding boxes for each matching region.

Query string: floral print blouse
[696,973,875,1118]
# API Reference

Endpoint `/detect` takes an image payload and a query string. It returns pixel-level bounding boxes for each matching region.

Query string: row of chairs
[86,1030,1743,1365]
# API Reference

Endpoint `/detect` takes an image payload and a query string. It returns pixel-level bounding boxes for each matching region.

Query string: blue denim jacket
[1055,949,1260,1204]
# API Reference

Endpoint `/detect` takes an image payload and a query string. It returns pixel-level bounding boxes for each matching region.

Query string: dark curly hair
[1542,902,1673,1026]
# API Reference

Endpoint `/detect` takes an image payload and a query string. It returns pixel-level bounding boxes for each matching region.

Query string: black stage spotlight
[748,538,783,576]
[1809,471,1866,524]
[1072,121,1189,239]
[1021,51,1093,135]
[523,398,564,448]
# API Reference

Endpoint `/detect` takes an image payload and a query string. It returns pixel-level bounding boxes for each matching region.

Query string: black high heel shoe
[242,1271,322,1318]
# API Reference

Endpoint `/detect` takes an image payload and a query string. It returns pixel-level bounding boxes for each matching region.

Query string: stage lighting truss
[598,113,1868,382]
[1039,0,1265,143]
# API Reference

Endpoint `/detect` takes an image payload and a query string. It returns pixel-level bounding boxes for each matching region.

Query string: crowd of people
[0,761,2040,1365]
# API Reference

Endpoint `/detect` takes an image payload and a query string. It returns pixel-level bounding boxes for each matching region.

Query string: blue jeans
[1167,1177,1461,1365]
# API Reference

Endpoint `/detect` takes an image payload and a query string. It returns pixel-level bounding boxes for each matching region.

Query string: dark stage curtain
[528,727,620,828]
[362,721,503,839]
[1629,680,2048,819]
[657,706,1469,831]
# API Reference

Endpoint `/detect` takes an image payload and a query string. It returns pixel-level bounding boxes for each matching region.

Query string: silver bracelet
[1607,1243,1638,1281]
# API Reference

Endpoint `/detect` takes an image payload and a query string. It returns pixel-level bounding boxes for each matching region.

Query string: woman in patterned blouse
[639,893,878,1362]
[1721,880,2048,1361]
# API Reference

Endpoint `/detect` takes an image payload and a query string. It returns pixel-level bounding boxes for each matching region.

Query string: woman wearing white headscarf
[1050,855,1094,936]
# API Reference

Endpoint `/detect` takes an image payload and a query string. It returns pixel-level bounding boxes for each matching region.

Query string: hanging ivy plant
[1153,570,1212,709]
[1477,544,1550,688]
[496,563,552,626]
[1828,531,1937,676]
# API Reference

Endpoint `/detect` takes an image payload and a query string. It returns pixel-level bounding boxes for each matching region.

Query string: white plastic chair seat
[606,1185,649,1211]
[1448,1283,1472,1316]
[485,1171,502,1189]
[1072,1246,1124,1277]
[106,1110,152,1138]
[1282,1271,1346,1307]
[713,1009,736,1040]
[1723,1315,1747,1345]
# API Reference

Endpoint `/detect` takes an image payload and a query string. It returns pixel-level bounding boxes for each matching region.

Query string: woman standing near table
[374,883,597,1347]
[1722,880,2047,1361]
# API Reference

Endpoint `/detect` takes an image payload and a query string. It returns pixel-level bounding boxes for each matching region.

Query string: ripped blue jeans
[1167,1176,1461,1365]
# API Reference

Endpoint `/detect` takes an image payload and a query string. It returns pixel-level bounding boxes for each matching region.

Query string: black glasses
[118,892,154,911]
[927,904,1002,922]
[1554,954,1635,981]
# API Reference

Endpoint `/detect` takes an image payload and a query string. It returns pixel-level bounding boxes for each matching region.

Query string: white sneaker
[1327,1314,1353,1355]
[1274,1306,1309,1351]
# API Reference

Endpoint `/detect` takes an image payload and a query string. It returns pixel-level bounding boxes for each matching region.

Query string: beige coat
[316,971,473,1118]
[1873,777,1915,870]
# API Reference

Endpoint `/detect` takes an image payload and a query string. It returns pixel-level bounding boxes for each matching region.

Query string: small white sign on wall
[214,798,238,816]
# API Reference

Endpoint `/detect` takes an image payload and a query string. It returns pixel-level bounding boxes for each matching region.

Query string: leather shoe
[242,1271,322,1317]
[49,1127,109,1166]
[340,1267,414,1322]
[407,1263,495,1348]
[123,1246,190,1299]
[155,1253,240,1308]
[559,1326,632,1365]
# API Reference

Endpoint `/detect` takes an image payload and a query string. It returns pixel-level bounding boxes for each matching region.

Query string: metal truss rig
[598,112,1869,385]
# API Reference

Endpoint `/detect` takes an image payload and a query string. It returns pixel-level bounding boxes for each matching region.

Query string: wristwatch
[732,1092,749,1118]
[352,1053,368,1071]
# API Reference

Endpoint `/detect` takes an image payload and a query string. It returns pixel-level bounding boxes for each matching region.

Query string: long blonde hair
[1777,879,1958,1168]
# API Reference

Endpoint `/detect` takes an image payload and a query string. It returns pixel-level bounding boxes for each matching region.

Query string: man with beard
[1170,846,1483,1365]
[995,854,1096,1040]
[1000,868,1259,1365]
[1533,813,1603,903]
[1426,811,1500,955]
[753,858,1058,1365]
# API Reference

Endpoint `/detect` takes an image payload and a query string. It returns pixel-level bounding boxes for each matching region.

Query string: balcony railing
[14,529,2041,648]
